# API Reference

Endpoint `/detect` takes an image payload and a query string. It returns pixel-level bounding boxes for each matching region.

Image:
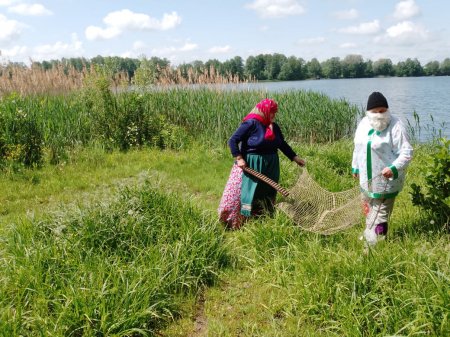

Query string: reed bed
[155,65,243,85]
[0,63,130,97]
[0,64,87,96]
[0,85,359,169]
[0,182,229,335]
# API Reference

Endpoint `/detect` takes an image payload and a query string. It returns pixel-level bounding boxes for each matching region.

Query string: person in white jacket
[352,92,413,246]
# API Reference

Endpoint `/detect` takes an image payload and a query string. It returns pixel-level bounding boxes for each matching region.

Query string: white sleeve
[391,122,413,172]
[351,123,362,173]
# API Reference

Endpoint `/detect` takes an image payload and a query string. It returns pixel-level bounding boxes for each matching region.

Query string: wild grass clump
[0,93,44,169]
[0,87,189,169]
[130,87,359,145]
[0,86,358,170]
[234,219,448,336]
[80,81,188,152]
[0,181,229,336]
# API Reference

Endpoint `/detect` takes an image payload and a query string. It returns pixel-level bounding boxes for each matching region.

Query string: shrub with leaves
[410,137,450,228]
[0,94,44,168]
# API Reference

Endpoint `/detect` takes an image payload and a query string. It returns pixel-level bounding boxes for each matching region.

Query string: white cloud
[394,0,420,20]
[32,34,84,61]
[85,26,121,40]
[339,42,357,49]
[387,21,427,41]
[375,21,429,46]
[8,3,53,16]
[208,45,231,54]
[103,10,181,30]
[338,20,381,35]
[125,39,198,59]
[0,34,83,63]
[0,0,18,6]
[85,9,182,41]
[297,37,326,45]
[246,0,305,18]
[132,40,146,51]
[180,42,198,52]
[151,41,198,57]
[333,9,358,20]
[0,14,25,42]
[0,45,28,61]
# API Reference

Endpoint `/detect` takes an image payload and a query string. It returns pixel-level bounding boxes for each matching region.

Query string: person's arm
[276,124,305,166]
[228,120,252,167]
[384,121,413,179]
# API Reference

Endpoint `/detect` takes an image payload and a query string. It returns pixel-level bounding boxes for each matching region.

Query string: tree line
[20,53,450,83]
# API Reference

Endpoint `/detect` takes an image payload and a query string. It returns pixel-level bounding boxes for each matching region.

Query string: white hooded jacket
[352,115,413,198]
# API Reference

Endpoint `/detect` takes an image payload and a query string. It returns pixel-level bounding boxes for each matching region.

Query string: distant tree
[373,58,394,77]
[191,60,205,74]
[278,56,305,80]
[41,60,52,71]
[321,57,341,79]
[341,54,365,78]
[66,57,88,72]
[91,55,105,66]
[424,61,441,76]
[396,58,423,77]
[205,59,222,75]
[222,56,244,79]
[245,55,266,80]
[364,60,374,77]
[133,56,170,85]
[265,53,287,80]
[305,57,323,79]
[120,57,139,79]
[177,63,191,80]
[440,58,450,76]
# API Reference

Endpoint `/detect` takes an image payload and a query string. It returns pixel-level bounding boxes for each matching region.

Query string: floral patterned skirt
[218,164,245,229]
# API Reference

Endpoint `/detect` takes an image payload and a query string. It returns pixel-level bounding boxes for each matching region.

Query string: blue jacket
[228,119,297,160]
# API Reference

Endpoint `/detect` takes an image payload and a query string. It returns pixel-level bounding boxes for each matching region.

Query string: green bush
[0,94,43,168]
[410,137,450,228]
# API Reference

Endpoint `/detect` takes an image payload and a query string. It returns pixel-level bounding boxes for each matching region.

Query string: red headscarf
[243,98,278,140]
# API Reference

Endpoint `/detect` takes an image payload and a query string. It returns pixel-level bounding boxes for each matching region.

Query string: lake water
[233,76,450,142]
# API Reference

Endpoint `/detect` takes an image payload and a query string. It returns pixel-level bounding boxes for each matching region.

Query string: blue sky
[0,0,449,65]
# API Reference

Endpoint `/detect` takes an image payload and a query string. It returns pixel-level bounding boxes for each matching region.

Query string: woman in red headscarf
[218,98,305,228]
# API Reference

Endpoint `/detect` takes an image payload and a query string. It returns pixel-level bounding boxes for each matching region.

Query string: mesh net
[277,169,387,235]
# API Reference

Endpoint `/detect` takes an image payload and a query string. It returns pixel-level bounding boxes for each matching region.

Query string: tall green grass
[0,87,359,169]
[225,218,448,336]
[0,182,230,336]
[0,138,447,336]
[132,87,359,145]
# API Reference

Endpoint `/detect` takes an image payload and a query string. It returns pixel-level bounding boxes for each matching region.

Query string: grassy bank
[0,148,231,335]
[0,140,448,336]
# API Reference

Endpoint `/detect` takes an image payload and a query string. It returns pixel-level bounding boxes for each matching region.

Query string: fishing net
[241,166,390,235]
[276,169,360,234]
[274,168,389,235]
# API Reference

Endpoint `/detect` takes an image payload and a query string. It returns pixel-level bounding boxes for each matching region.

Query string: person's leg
[364,197,395,245]
[241,154,264,216]
[252,153,279,216]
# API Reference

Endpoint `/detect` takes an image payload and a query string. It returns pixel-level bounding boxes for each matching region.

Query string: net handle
[242,166,290,197]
